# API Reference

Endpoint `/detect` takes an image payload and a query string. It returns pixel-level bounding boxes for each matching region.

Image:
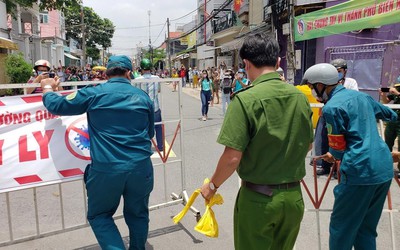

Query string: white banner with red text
[0,92,90,193]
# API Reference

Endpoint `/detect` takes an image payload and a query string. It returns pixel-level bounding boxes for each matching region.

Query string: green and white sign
[294,0,400,41]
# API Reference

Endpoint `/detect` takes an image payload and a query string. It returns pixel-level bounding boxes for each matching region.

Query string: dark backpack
[222,76,232,94]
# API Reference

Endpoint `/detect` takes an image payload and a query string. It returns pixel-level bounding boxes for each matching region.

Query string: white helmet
[34,60,51,71]
[301,63,339,86]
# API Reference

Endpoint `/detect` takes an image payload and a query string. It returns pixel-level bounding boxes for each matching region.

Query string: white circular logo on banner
[297,19,305,36]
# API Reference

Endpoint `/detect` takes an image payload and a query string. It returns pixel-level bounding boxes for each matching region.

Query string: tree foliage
[64,5,115,62]
[5,53,32,84]
[6,0,81,15]
[144,48,166,63]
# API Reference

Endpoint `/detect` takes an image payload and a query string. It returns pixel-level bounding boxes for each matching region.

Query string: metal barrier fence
[0,78,200,247]
[1,83,400,248]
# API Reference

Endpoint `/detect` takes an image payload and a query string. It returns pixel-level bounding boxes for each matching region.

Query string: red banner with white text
[0,93,90,193]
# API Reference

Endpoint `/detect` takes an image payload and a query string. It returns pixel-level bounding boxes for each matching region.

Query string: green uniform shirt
[217,72,314,184]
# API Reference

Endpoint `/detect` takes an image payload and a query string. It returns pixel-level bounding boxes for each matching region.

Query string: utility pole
[204,0,207,44]
[148,10,153,64]
[81,5,86,68]
[287,0,296,84]
[167,18,172,76]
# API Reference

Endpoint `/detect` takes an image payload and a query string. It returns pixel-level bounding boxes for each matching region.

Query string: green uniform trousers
[234,185,304,250]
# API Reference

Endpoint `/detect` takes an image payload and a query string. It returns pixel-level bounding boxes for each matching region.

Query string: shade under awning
[0,37,18,50]
[64,52,80,60]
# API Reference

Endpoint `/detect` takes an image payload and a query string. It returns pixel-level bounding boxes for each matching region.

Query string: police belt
[241,180,300,196]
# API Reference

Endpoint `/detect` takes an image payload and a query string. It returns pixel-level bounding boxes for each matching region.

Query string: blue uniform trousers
[329,181,391,250]
[85,160,154,250]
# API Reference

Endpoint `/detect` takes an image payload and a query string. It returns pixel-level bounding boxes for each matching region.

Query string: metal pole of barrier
[58,184,66,229]
[178,80,186,191]
[33,187,40,236]
[387,191,396,250]
[6,192,13,241]
[379,120,385,140]
[82,180,88,224]
[163,158,168,202]
[316,209,322,250]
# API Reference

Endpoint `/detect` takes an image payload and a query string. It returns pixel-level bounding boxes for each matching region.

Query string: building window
[40,11,49,24]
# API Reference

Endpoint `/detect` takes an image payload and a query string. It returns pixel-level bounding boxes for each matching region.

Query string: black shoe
[316,166,330,175]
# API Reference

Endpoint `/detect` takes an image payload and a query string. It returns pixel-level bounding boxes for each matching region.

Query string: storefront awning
[220,37,245,53]
[64,52,80,60]
[0,37,18,50]
[173,53,190,60]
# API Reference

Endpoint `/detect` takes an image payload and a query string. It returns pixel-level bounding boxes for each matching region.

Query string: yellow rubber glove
[172,178,224,238]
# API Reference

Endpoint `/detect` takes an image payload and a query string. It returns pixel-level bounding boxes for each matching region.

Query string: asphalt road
[1,82,400,249]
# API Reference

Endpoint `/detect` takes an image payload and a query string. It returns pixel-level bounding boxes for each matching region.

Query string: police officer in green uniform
[40,55,154,250]
[201,33,314,250]
[381,76,400,177]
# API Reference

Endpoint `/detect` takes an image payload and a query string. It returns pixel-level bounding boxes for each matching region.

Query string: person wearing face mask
[303,63,396,250]
[232,68,249,93]
[40,55,155,250]
[199,70,214,121]
[200,33,313,249]
[27,60,62,94]
[330,58,359,91]
[312,59,359,176]
[135,58,164,151]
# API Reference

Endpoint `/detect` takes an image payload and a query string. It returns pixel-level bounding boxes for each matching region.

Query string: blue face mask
[338,72,344,80]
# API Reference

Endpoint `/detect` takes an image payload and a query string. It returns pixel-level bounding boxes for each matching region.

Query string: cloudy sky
[82,0,198,56]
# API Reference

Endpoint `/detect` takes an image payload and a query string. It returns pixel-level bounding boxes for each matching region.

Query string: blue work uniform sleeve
[42,87,95,116]
[323,107,348,160]
[366,95,398,122]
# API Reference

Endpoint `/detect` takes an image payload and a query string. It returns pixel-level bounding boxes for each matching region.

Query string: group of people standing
[31,31,400,250]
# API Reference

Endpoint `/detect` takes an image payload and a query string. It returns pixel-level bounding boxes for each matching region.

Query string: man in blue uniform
[302,63,397,250]
[40,55,154,250]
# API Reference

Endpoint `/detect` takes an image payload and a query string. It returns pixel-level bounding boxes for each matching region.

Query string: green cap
[106,55,132,71]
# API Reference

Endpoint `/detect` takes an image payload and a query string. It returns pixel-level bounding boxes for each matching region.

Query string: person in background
[192,67,199,88]
[199,69,213,121]
[40,55,155,250]
[220,69,233,115]
[201,33,313,250]
[276,67,285,81]
[232,68,249,93]
[188,67,193,87]
[133,67,141,78]
[27,60,62,94]
[303,63,396,250]
[330,58,359,91]
[135,58,164,152]
[57,66,65,83]
[380,75,400,178]
[219,61,227,82]
[212,70,220,104]
[179,65,186,88]
[171,68,179,92]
